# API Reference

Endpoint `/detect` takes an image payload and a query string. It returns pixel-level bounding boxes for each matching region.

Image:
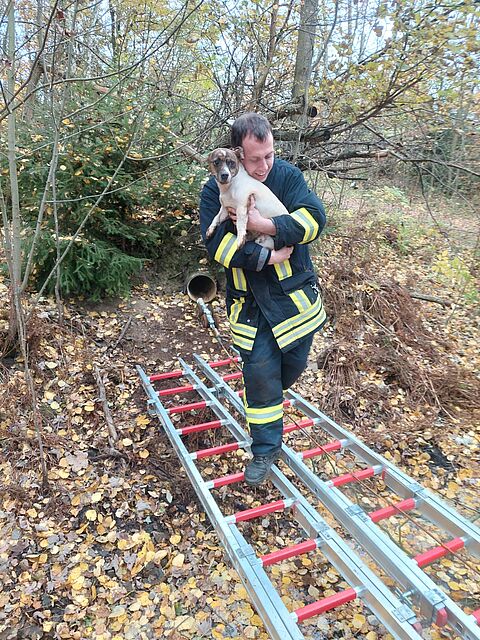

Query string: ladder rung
[261,538,318,567]
[150,369,183,381]
[301,439,344,459]
[158,383,194,397]
[327,465,383,488]
[369,498,417,523]
[206,471,245,489]
[414,537,465,568]
[191,441,241,459]
[209,357,240,368]
[167,400,207,414]
[283,418,315,434]
[227,498,295,524]
[472,609,480,624]
[222,372,243,381]
[293,588,358,622]
[177,419,223,435]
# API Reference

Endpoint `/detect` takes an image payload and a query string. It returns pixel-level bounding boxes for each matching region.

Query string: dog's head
[207,148,242,185]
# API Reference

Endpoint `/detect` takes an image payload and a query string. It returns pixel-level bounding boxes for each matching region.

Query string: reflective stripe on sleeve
[274,259,293,281]
[214,232,237,267]
[290,207,319,244]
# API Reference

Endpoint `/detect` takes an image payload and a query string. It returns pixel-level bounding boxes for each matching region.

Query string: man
[200,112,326,486]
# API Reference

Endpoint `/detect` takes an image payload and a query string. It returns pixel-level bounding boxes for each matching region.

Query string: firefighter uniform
[200,158,326,456]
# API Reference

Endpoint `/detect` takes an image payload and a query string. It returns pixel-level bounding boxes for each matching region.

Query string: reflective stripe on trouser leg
[241,317,284,457]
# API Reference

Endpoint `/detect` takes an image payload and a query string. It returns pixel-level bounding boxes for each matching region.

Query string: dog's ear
[233,146,244,160]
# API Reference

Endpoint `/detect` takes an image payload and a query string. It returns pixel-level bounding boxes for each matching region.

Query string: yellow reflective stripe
[229,298,244,325]
[214,232,237,267]
[289,289,310,313]
[232,334,255,350]
[245,403,284,425]
[232,267,247,291]
[274,259,292,281]
[231,322,256,338]
[277,305,326,350]
[273,296,322,337]
[291,207,319,244]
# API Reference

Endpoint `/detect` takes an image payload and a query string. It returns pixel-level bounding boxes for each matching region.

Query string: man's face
[241,133,274,182]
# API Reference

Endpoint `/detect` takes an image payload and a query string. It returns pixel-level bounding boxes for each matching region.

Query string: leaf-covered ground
[1,188,479,640]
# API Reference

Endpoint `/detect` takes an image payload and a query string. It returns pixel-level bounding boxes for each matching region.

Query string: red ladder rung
[369,498,417,523]
[167,400,207,414]
[283,418,315,434]
[207,471,245,489]
[261,538,318,567]
[157,383,195,397]
[472,608,480,624]
[294,588,358,623]
[192,442,240,459]
[150,369,183,381]
[209,357,240,368]
[222,372,243,381]
[329,466,381,488]
[414,537,465,568]
[228,499,293,524]
[177,419,223,435]
[301,439,344,459]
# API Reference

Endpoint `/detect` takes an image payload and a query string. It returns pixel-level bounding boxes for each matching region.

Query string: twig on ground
[93,365,118,445]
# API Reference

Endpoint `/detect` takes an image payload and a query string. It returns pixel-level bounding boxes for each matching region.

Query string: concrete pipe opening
[185,272,217,303]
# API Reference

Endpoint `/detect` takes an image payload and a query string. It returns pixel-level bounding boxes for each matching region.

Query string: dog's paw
[236,235,246,249]
[206,225,215,238]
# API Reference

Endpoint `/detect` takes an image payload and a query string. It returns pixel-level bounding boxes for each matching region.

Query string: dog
[206,147,288,249]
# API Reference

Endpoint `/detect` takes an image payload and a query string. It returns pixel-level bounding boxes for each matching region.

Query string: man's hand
[268,245,293,265]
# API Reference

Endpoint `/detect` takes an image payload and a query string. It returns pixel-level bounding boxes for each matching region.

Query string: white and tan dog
[206,147,288,249]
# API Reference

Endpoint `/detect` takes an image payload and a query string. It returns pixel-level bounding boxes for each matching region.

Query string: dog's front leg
[206,206,229,238]
[235,203,248,248]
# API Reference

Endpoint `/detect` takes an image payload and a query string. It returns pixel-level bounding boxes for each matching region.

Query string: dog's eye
[213,159,221,166]
[227,160,235,168]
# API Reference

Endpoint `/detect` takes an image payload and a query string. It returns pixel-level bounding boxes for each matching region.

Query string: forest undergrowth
[0,185,479,640]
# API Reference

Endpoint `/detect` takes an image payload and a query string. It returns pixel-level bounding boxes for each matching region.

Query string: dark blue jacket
[200,158,327,353]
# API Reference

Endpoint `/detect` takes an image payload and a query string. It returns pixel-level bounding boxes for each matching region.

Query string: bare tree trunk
[292,0,319,108]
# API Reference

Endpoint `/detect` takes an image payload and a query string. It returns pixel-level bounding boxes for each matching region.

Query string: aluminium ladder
[137,354,480,640]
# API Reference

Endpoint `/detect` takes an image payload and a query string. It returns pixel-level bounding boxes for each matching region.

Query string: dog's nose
[219,173,229,183]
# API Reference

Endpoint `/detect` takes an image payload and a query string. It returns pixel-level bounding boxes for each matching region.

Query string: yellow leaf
[175,615,195,632]
[136,415,150,426]
[91,492,102,503]
[170,534,181,545]
[171,553,184,567]
[448,581,461,590]
[352,613,366,629]
[85,509,97,521]
[84,402,95,412]
[44,391,55,401]
[139,449,149,459]
[45,361,58,369]
[50,401,60,410]
[122,438,133,447]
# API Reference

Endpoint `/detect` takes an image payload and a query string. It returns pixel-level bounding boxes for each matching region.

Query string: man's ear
[233,146,244,160]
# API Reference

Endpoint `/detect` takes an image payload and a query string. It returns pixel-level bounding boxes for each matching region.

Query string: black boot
[244,450,281,487]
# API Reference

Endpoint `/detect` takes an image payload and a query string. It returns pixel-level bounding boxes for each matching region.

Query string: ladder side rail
[136,366,305,640]
[288,391,480,553]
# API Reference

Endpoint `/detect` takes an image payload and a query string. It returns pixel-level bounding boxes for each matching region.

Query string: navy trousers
[241,314,313,456]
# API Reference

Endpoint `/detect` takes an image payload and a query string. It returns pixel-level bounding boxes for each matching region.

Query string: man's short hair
[231,112,273,148]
